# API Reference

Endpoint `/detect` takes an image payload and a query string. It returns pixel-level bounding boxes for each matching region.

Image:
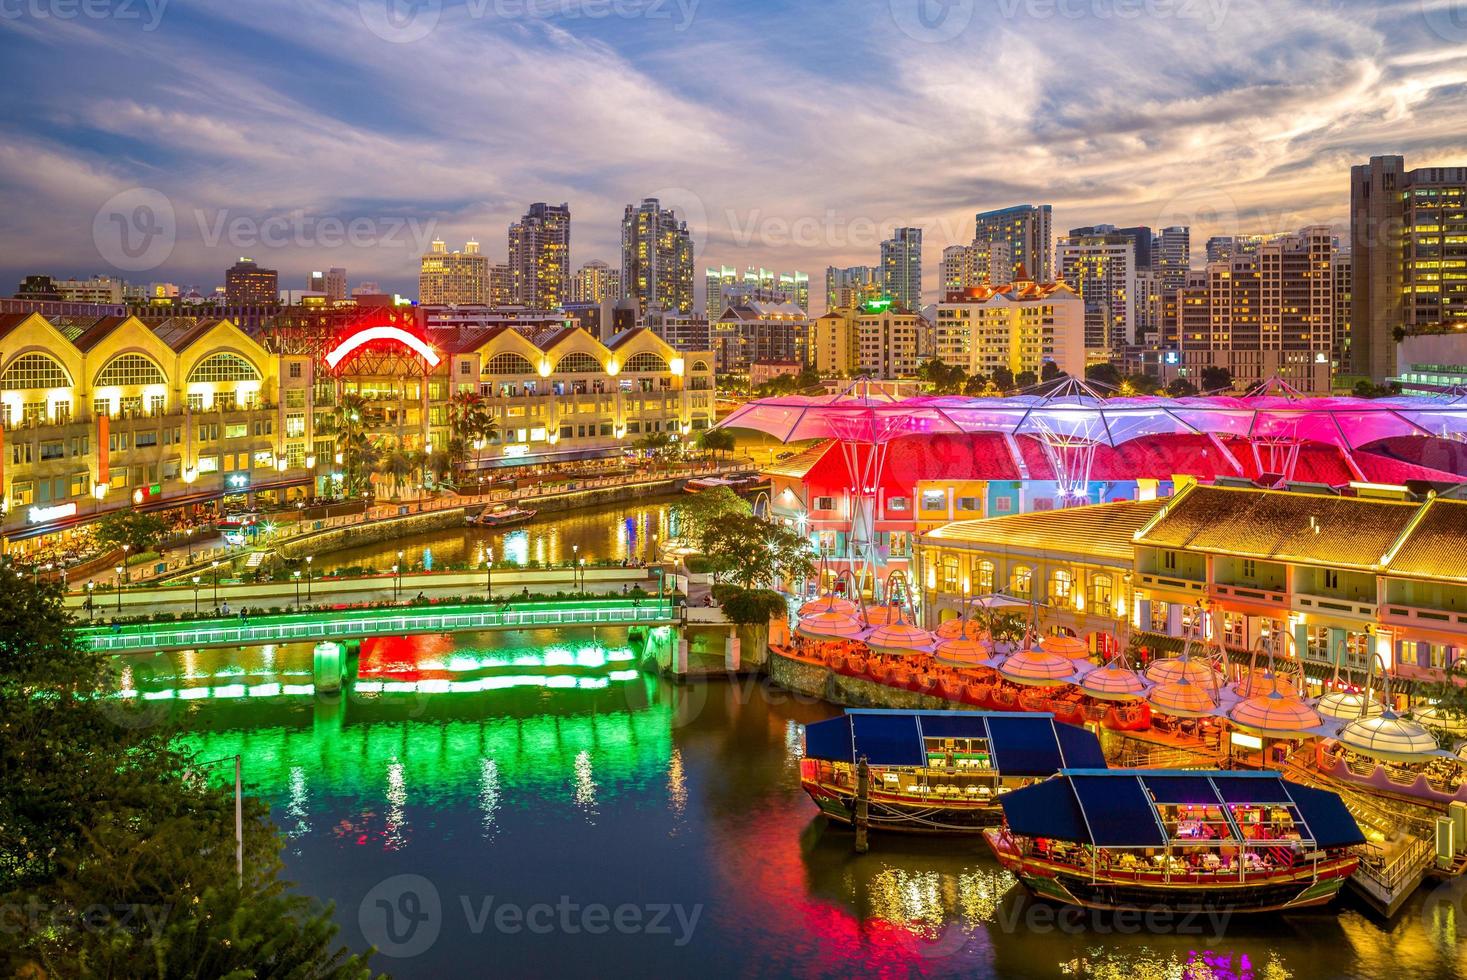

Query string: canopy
[1228,691,1323,738]
[796,611,865,640]
[1081,664,1150,702]
[1145,652,1216,687]
[798,596,856,618]
[1232,669,1297,699]
[1147,676,1218,718]
[803,709,1105,773]
[935,618,986,641]
[863,622,933,655]
[999,769,1365,850]
[999,649,1078,687]
[1415,706,1467,736]
[933,637,991,667]
[862,605,907,628]
[1337,710,1442,762]
[1316,690,1384,722]
[1040,635,1090,659]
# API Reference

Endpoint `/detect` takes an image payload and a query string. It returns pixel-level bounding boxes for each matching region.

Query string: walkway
[78,597,680,653]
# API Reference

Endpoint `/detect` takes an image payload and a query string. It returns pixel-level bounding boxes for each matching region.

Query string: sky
[2,0,1466,311]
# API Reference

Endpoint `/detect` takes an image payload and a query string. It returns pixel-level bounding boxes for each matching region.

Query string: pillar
[724,628,741,672]
[676,636,689,675]
[313,641,345,694]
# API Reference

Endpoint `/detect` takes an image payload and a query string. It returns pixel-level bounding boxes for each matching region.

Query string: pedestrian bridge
[79,598,679,653]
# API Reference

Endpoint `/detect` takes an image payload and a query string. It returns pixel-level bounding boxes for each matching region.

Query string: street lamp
[192,575,201,617]
[114,565,124,612]
[305,555,313,601]
[211,560,220,609]
[579,556,586,592]
[186,525,195,564]
[85,581,95,620]
[293,570,301,607]
[121,544,130,582]
[484,546,494,600]
[392,564,400,602]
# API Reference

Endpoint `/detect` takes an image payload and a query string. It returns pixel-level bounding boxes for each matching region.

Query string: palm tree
[332,392,370,497]
[376,446,414,501]
[447,391,499,484]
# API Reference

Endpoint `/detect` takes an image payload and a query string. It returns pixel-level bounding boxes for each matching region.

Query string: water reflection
[478,759,501,839]
[573,749,598,820]
[385,758,408,850]
[667,747,687,827]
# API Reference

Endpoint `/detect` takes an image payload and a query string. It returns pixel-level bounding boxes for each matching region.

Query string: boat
[798,709,1107,834]
[983,769,1363,913]
[469,504,538,527]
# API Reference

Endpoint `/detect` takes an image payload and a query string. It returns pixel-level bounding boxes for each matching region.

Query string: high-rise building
[1180,226,1335,393]
[880,227,923,310]
[572,260,621,305]
[811,308,859,376]
[779,271,810,312]
[705,265,738,316]
[824,265,880,311]
[1057,231,1138,354]
[974,205,1053,282]
[1351,155,1467,381]
[224,257,278,306]
[507,202,571,309]
[1333,253,1352,371]
[711,300,809,373]
[1154,226,1190,292]
[1069,225,1153,271]
[940,241,1012,296]
[489,263,513,307]
[935,273,1084,379]
[419,239,489,305]
[621,198,694,315]
[52,275,127,305]
[855,302,927,379]
[308,271,325,293]
[325,267,347,302]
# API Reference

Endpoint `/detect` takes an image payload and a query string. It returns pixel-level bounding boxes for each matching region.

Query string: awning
[801,709,1104,774]
[1283,783,1367,849]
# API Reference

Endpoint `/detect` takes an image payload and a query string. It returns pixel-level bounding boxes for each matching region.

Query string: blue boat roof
[802,710,1105,775]
[999,770,1365,850]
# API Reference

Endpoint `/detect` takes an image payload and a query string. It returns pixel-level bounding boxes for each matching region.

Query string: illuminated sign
[226,474,251,489]
[502,444,530,458]
[1163,351,1180,365]
[1229,732,1263,751]
[28,502,77,524]
[325,325,441,370]
[861,298,894,314]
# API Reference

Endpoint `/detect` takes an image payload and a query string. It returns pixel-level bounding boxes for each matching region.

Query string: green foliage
[697,428,736,458]
[1085,362,1122,388]
[753,367,820,397]
[0,577,373,977]
[684,554,715,574]
[1200,366,1233,393]
[671,486,750,543]
[698,513,814,590]
[712,586,787,626]
[1353,379,1401,399]
[1165,378,1199,397]
[95,509,168,555]
[916,358,967,394]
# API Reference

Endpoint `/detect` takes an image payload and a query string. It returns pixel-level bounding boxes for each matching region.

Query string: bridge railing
[79,600,679,652]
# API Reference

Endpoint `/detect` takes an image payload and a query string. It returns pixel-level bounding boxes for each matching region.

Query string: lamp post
[293,570,301,607]
[211,560,220,609]
[192,575,201,617]
[578,556,586,593]
[571,543,579,588]
[186,525,195,564]
[114,566,123,612]
[484,547,493,601]
[191,755,244,887]
[305,555,313,601]
[121,543,130,582]
[392,564,400,602]
[85,581,95,620]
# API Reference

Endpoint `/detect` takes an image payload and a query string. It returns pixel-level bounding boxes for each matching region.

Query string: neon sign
[325,325,441,370]
[28,502,77,524]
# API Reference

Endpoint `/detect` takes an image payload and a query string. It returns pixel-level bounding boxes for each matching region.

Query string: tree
[712,586,787,626]
[375,444,415,499]
[698,428,736,459]
[95,509,168,555]
[1086,362,1122,388]
[1200,366,1233,393]
[671,486,749,544]
[1041,361,1064,382]
[1015,370,1038,389]
[633,431,676,460]
[698,513,813,590]
[331,392,372,497]
[447,390,498,481]
[916,358,967,394]
[990,366,1016,391]
[1165,378,1199,397]
[0,578,373,976]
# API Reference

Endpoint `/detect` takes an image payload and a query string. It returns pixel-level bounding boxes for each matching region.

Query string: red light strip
[325,325,441,369]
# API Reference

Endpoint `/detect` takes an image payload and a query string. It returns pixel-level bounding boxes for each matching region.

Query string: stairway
[244,551,267,569]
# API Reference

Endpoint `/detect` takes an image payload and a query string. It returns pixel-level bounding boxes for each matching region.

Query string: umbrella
[1148,676,1218,719]
[933,637,991,668]
[1231,669,1296,699]
[1228,691,1323,738]
[1145,652,1216,687]
[1040,634,1090,660]
[1337,710,1442,763]
[935,618,986,641]
[1081,663,1149,702]
[1414,705,1467,736]
[864,622,933,656]
[863,605,907,628]
[998,649,1077,687]
[1316,690,1384,722]
[797,611,865,640]
[798,596,856,618]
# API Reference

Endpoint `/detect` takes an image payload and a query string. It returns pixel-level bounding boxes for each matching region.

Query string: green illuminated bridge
[78,598,679,653]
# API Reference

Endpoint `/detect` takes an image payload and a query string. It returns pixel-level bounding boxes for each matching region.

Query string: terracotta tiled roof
[1137,485,1420,571]
[1387,498,1467,582]
[606,327,648,349]
[925,498,1168,563]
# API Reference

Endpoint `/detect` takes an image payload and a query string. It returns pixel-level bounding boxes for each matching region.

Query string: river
[130,631,1467,979]
[313,498,679,574]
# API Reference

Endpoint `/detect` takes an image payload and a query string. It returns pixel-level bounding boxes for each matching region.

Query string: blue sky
[2,0,1466,307]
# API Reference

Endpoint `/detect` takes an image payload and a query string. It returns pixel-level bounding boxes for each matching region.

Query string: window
[921,489,947,510]
[1163,551,1178,571]
[187,353,259,383]
[1091,575,1113,611]
[1241,559,1257,579]
[975,560,995,593]
[1010,565,1033,598]
[1322,569,1340,591]
[224,423,247,439]
[941,556,959,593]
[1305,626,1331,662]
[813,496,834,511]
[460,360,473,376]
[135,431,158,448]
[886,496,909,512]
[555,352,603,374]
[1,353,70,390]
[285,389,306,408]
[39,440,64,461]
[956,496,981,512]
[486,353,536,375]
[1223,612,1246,649]
[96,354,165,387]
[108,433,130,452]
[1050,569,1073,606]
[624,352,667,373]
[1150,600,1170,633]
[289,362,302,379]
[187,392,205,411]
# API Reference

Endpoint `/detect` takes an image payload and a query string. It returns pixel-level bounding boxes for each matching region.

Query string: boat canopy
[802,709,1105,774]
[999,769,1365,850]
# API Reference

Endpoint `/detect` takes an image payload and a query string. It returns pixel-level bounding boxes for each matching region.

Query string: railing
[1353,837,1434,892]
[77,599,680,652]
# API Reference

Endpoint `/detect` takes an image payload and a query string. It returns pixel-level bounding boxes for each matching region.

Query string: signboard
[28,502,78,524]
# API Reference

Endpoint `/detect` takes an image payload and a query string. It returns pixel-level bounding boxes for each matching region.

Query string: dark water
[316,500,676,573]
[141,631,1467,979]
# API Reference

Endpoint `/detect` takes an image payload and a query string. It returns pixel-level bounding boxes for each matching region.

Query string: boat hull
[801,777,1005,834]
[983,829,1355,913]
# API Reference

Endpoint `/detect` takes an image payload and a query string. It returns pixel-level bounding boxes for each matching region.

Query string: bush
[684,554,715,574]
[713,586,787,626]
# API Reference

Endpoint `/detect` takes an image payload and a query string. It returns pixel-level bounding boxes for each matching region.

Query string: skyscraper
[1351,155,1467,381]
[779,271,810,312]
[419,239,489,305]
[621,198,694,315]
[224,257,278,305]
[1057,231,1138,354]
[507,202,571,309]
[974,205,1053,281]
[824,265,879,311]
[705,266,737,316]
[1154,226,1190,292]
[880,227,923,310]
[573,260,621,305]
[325,267,347,302]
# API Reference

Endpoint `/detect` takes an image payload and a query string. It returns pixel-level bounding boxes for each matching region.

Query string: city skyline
[4,1,1465,306]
